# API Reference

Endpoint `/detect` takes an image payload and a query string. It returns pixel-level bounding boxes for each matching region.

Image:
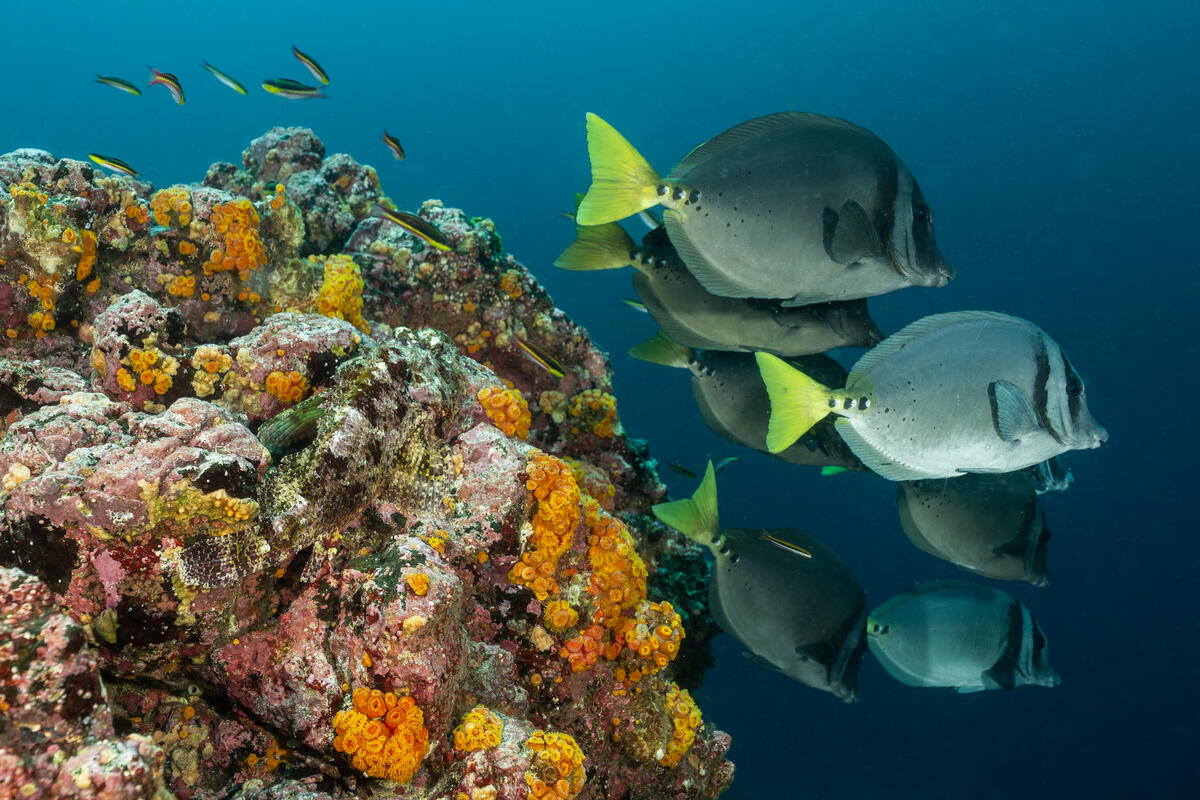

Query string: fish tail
[652,461,720,547]
[576,113,662,225]
[554,221,636,271]
[628,330,692,369]
[755,352,836,453]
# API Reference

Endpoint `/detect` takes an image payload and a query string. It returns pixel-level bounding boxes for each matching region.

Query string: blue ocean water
[3,1,1196,797]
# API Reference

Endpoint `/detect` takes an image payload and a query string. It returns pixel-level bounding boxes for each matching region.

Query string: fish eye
[1066,378,1084,398]
[914,205,930,222]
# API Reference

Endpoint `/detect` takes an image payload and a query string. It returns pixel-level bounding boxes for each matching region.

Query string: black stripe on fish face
[874,158,900,271]
[909,182,934,273]
[1060,350,1085,423]
[1032,334,1064,444]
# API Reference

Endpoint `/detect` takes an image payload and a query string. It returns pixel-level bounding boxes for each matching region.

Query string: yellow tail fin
[554,222,636,270]
[576,113,662,226]
[652,461,720,548]
[755,352,836,453]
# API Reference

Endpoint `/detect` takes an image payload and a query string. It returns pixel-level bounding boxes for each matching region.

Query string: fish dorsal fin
[628,330,693,369]
[989,379,1041,444]
[668,112,827,181]
[835,418,933,481]
[761,532,813,559]
[847,310,1025,386]
[663,210,756,298]
[828,200,884,265]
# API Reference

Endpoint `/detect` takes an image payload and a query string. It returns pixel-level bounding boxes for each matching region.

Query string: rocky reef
[0,128,730,799]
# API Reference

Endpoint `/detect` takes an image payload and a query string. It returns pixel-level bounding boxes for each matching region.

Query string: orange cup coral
[332,687,429,784]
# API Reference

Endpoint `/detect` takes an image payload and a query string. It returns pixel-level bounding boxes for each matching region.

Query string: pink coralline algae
[0,130,728,799]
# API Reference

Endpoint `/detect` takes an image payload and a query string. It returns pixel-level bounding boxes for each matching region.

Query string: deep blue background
[3,1,1196,797]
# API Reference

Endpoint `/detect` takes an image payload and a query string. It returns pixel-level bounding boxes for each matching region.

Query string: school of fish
[560,111,1107,700]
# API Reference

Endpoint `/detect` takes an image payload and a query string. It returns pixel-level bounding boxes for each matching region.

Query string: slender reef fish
[201,61,247,95]
[382,130,406,161]
[291,45,330,85]
[88,154,137,177]
[370,204,452,251]
[95,75,141,95]
[261,78,325,99]
[148,68,184,104]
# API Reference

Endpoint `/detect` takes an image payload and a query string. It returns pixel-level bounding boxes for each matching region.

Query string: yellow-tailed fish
[201,61,247,95]
[370,203,452,251]
[148,68,184,105]
[515,337,565,379]
[382,130,406,161]
[715,456,739,472]
[261,78,325,100]
[291,45,330,85]
[88,153,137,177]
[95,75,141,96]
[622,297,647,312]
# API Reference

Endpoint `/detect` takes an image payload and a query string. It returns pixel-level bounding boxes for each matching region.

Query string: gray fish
[575,112,953,305]
[1025,455,1074,494]
[629,332,867,472]
[654,463,868,701]
[867,580,1060,692]
[758,310,1108,480]
[897,472,1051,586]
[557,221,884,355]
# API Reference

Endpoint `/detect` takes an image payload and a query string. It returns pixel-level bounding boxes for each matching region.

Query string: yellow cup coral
[332,687,428,784]
[452,706,503,752]
[478,385,531,440]
[523,730,585,800]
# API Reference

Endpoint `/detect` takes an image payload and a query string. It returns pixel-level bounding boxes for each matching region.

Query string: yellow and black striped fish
[88,153,138,177]
[290,45,330,85]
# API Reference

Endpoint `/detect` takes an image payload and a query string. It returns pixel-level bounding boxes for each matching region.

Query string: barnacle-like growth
[332,687,429,784]
[313,253,369,332]
[523,730,585,800]
[204,198,265,279]
[478,385,530,440]
[568,389,620,438]
[452,706,503,751]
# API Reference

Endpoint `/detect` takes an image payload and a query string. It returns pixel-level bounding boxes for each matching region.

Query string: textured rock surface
[0,130,727,799]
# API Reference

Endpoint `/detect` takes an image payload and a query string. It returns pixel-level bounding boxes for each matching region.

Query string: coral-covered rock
[0,128,727,800]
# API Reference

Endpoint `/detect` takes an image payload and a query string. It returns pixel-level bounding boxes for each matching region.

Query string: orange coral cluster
[508,454,582,600]
[167,274,196,298]
[203,198,265,279]
[610,601,685,684]
[264,370,308,404]
[523,730,585,800]
[499,268,523,299]
[583,497,647,626]
[269,183,286,210]
[118,346,177,395]
[568,389,619,438]
[313,253,369,332]
[76,229,97,286]
[452,706,503,751]
[561,623,606,673]
[542,600,579,633]
[659,682,702,768]
[332,688,429,784]
[150,186,192,227]
[478,385,530,440]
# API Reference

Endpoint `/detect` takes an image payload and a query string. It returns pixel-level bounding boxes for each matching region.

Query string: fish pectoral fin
[983,664,1017,691]
[989,379,1042,444]
[827,200,884,265]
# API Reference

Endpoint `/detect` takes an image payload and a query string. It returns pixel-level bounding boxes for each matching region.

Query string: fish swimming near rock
[653,462,868,701]
[867,580,1060,692]
[897,472,1051,585]
[371,204,452,251]
[88,153,138,177]
[575,111,953,305]
[291,45,330,85]
[558,222,884,355]
[631,332,867,472]
[261,78,326,100]
[95,75,141,96]
[382,130,406,161]
[757,310,1108,480]
[201,61,247,95]
[148,67,184,105]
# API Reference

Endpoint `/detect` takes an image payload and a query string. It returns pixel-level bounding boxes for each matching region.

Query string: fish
[653,462,868,701]
[666,462,697,479]
[756,310,1108,480]
[291,45,330,85]
[1025,455,1074,494]
[370,204,452,251]
[897,472,1051,586]
[148,68,184,105]
[261,78,325,99]
[621,297,647,312]
[629,331,867,472]
[88,153,138,177]
[867,580,1060,692]
[201,61,247,95]
[558,222,884,356]
[382,130,406,161]
[714,456,739,472]
[95,75,141,96]
[515,337,564,379]
[575,112,953,306]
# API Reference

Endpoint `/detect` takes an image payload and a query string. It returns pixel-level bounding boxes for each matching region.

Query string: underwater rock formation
[0,129,729,798]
